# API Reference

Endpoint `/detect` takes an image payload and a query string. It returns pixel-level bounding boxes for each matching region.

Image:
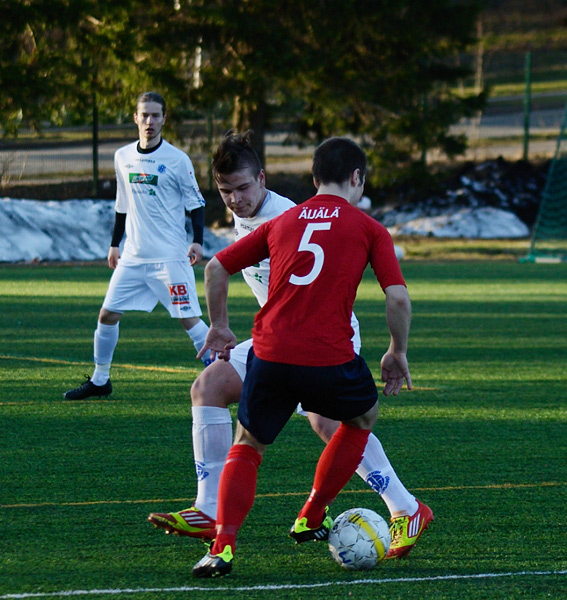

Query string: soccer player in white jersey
[148,131,432,560]
[64,92,212,400]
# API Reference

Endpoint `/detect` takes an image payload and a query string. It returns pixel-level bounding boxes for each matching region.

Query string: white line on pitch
[1,569,566,599]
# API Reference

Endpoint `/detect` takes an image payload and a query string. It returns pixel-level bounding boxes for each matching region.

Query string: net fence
[523,103,567,262]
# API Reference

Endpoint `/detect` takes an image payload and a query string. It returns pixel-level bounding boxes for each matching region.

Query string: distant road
[2,102,566,184]
[0,133,315,181]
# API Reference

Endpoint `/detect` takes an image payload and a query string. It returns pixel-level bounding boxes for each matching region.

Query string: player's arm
[179,152,206,265]
[187,206,205,265]
[197,256,237,361]
[198,224,271,360]
[381,284,412,396]
[108,212,126,269]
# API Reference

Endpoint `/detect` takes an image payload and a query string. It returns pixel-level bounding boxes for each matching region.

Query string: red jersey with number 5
[215,194,406,366]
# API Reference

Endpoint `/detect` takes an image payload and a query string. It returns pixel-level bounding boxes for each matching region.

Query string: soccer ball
[328,508,391,570]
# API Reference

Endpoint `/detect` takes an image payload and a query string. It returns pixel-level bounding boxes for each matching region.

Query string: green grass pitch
[0,260,566,599]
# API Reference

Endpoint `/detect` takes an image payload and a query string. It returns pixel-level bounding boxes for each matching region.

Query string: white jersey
[114,139,205,265]
[233,190,295,307]
[231,190,361,352]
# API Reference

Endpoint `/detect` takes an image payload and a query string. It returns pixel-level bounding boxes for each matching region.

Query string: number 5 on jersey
[289,222,332,286]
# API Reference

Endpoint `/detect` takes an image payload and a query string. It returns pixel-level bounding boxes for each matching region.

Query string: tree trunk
[232,95,268,168]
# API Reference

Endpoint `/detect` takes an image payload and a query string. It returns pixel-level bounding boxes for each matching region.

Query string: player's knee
[345,401,379,430]
[190,374,207,406]
[99,308,121,325]
[308,413,339,443]
[181,316,201,330]
[190,364,241,408]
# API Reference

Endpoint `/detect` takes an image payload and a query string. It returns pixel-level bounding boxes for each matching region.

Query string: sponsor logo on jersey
[243,265,264,283]
[298,206,340,219]
[158,164,167,173]
[168,282,190,305]
[130,173,158,185]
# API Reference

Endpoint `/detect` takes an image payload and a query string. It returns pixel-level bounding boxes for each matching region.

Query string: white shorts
[229,338,254,381]
[102,261,203,319]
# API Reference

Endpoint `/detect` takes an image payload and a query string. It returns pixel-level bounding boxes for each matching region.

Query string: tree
[1,0,485,186]
[281,0,486,185]
[0,0,66,134]
[177,0,484,184]
[0,0,196,135]
[178,0,301,166]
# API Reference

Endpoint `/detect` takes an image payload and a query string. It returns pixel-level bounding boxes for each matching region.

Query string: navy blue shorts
[237,349,378,445]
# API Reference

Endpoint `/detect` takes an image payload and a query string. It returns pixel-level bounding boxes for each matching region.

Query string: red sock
[211,444,262,556]
[298,424,370,528]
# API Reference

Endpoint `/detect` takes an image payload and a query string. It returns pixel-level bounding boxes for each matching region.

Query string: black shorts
[237,349,378,445]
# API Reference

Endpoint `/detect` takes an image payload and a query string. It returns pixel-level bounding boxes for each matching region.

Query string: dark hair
[212,130,262,181]
[312,137,367,185]
[136,91,166,115]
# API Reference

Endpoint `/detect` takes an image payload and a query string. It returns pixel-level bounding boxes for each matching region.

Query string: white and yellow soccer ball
[328,507,391,570]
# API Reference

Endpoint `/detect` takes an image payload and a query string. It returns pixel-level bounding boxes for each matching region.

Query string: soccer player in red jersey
[192,137,431,578]
[148,132,432,561]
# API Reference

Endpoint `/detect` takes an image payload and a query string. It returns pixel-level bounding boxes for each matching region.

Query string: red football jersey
[216,194,406,366]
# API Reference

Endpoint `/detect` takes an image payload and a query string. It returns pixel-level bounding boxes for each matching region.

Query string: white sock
[92,322,119,385]
[356,433,418,518]
[191,406,233,520]
[186,320,212,364]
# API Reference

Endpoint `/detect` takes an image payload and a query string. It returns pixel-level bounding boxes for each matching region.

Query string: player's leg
[305,411,433,559]
[150,260,213,366]
[291,413,376,542]
[190,341,250,518]
[193,352,297,577]
[181,316,213,366]
[291,357,377,541]
[193,422,265,578]
[63,263,151,399]
[148,340,249,538]
[305,411,418,517]
[341,319,417,513]
[91,307,122,385]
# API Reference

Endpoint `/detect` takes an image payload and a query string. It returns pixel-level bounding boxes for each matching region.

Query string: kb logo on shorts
[168,283,190,306]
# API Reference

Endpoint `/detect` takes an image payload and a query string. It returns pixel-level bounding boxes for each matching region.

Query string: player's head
[136,91,166,116]
[212,130,263,180]
[134,91,166,149]
[212,130,267,218]
[312,137,366,204]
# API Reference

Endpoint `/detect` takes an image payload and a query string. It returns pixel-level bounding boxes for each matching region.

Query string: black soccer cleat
[192,548,233,578]
[289,508,333,544]
[64,376,112,400]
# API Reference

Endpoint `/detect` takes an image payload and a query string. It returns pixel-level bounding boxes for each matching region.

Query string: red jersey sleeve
[215,219,272,275]
[368,221,406,290]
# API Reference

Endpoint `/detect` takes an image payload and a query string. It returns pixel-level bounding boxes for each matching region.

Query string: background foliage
[4,1,567,186]
[1,0,485,185]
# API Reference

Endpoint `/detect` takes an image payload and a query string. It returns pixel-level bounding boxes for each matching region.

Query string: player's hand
[107,246,120,269]
[188,243,204,265]
[380,351,412,396]
[197,325,236,362]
